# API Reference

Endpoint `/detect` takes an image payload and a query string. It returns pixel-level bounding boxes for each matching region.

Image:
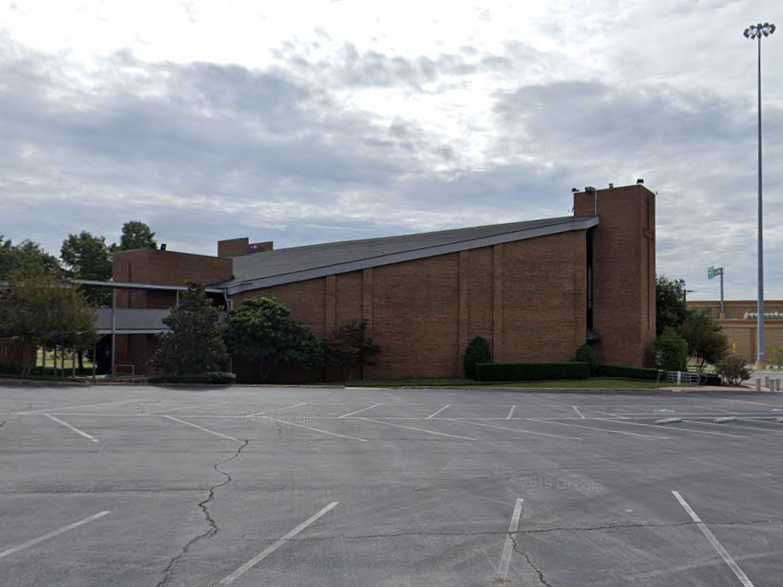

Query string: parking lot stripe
[44,414,99,443]
[162,415,241,442]
[218,502,340,585]
[459,420,582,441]
[261,416,368,442]
[593,418,750,439]
[572,406,586,419]
[426,404,450,419]
[0,510,110,560]
[526,418,669,440]
[496,498,523,582]
[672,491,755,587]
[18,399,140,415]
[338,403,382,418]
[506,405,516,420]
[245,403,308,418]
[358,417,476,440]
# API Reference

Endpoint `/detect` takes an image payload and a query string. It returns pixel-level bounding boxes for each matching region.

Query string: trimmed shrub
[475,362,590,381]
[463,337,492,379]
[715,355,751,385]
[595,364,661,381]
[573,344,597,374]
[149,371,236,384]
[654,328,689,371]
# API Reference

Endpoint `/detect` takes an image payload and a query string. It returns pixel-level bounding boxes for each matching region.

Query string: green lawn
[36,348,94,370]
[351,377,669,389]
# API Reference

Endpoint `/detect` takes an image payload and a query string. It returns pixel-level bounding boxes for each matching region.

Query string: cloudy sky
[1,0,781,299]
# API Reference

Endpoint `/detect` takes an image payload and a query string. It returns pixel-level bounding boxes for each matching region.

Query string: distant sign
[708,266,723,279]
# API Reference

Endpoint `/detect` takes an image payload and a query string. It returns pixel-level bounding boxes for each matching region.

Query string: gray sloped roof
[222,215,598,295]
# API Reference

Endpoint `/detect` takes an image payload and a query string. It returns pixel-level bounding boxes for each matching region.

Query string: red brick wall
[574,184,656,366]
[234,230,590,380]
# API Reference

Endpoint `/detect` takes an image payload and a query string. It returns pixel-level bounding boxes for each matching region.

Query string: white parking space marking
[44,414,99,443]
[594,418,750,439]
[358,417,477,441]
[218,502,340,585]
[496,498,523,582]
[572,405,586,419]
[338,403,382,418]
[672,491,755,587]
[526,418,670,440]
[18,399,140,415]
[426,404,450,419]
[261,416,368,442]
[245,403,308,418]
[162,415,241,442]
[506,405,516,420]
[0,511,110,560]
[459,420,583,441]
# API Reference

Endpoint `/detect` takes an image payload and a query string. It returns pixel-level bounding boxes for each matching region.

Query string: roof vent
[608,183,614,189]
[584,186,596,193]
[636,178,644,185]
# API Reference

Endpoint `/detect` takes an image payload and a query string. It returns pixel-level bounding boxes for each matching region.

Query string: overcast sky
[1,0,781,300]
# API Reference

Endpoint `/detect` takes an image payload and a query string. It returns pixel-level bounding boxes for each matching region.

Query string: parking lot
[1,383,782,586]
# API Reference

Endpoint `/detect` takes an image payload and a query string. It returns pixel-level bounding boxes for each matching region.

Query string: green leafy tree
[325,320,381,381]
[0,236,60,279]
[114,221,157,251]
[653,327,689,371]
[60,231,113,307]
[150,284,228,376]
[716,355,751,385]
[680,310,729,371]
[463,336,492,379]
[0,270,96,376]
[225,297,323,382]
[656,275,688,336]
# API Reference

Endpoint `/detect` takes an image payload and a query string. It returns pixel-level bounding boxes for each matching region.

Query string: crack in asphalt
[155,439,249,587]
[510,534,553,586]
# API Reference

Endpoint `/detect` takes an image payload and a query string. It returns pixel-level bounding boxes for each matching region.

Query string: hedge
[595,364,661,380]
[148,372,236,384]
[475,362,591,381]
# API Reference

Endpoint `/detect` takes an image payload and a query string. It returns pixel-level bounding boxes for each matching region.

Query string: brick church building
[106,183,656,379]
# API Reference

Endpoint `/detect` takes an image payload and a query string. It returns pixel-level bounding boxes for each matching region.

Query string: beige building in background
[688,300,783,363]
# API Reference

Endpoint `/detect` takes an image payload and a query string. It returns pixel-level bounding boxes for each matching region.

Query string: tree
[653,327,689,371]
[325,320,381,381]
[0,270,96,377]
[656,275,688,336]
[150,284,228,376]
[464,336,492,379]
[114,221,157,251]
[224,297,323,382]
[0,236,60,279]
[680,310,729,371]
[61,231,113,307]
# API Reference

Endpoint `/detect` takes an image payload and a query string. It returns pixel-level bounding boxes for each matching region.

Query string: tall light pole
[744,22,775,365]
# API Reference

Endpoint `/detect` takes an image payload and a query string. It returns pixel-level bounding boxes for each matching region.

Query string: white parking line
[44,414,99,443]
[496,498,523,582]
[0,511,110,560]
[506,405,516,420]
[358,417,476,441]
[245,403,308,418]
[672,491,755,587]
[426,404,450,420]
[261,416,368,442]
[218,502,340,585]
[526,418,669,440]
[338,403,382,419]
[18,399,140,415]
[572,406,586,419]
[162,415,241,442]
[459,420,583,441]
[594,418,750,439]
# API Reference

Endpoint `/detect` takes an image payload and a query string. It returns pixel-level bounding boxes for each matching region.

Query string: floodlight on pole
[743,22,775,365]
